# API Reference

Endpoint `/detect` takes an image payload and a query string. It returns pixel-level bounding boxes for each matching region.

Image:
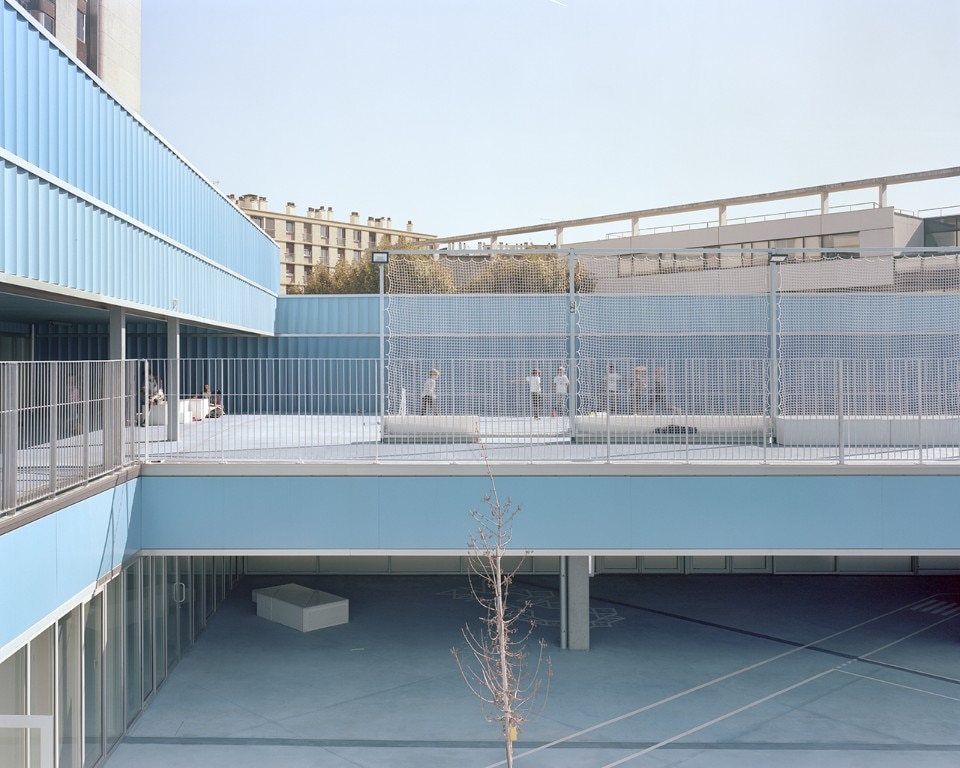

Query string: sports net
[577,251,770,417]
[778,251,960,417]
[386,251,571,426]
[386,248,960,442]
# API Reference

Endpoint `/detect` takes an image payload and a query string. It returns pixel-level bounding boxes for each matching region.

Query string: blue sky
[141,0,960,241]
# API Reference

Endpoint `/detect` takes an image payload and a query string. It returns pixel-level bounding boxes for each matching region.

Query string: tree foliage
[460,253,597,294]
[291,238,596,295]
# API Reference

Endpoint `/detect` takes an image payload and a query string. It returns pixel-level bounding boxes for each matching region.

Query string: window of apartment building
[285,220,295,239]
[264,218,276,236]
[352,229,362,245]
[37,10,55,33]
[285,243,295,260]
[303,265,313,280]
[250,216,263,229]
[319,225,329,242]
[303,224,312,243]
[337,248,346,262]
[76,9,85,42]
[320,246,329,263]
[821,232,859,258]
[303,245,312,261]
[337,228,346,246]
[925,216,960,248]
[368,232,378,248]
[285,265,295,281]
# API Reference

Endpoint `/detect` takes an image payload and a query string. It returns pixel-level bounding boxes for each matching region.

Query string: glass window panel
[124,563,141,726]
[154,558,167,688]
[57,607,82,768]
[30,627,55,717]
[192,558,204,640]
[178,556,193,652]
[142,559,154,702]
[0,646,27,768]
[83,594,103,766]
[165,557,179,672]
[822,232,859,249]
[104,579,123,750]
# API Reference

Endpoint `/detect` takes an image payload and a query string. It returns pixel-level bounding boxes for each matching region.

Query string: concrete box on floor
[253,584,349,632]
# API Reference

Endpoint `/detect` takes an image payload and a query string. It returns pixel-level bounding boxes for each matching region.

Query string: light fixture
[371,251,389,264]
[768,252,788,264]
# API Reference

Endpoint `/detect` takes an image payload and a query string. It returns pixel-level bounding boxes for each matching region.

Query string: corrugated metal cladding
[0,2,279,330]
[276,295,381,335]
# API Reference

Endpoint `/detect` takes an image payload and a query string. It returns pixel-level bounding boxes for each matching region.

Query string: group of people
[606,364,671,414]
[419,363,670,418]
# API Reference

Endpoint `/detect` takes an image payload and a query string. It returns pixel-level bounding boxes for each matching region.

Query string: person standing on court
[606,363,620,414]
[421,368,440,415]
[630,366,648,414]
[553,366,570,416]
[522,367,543,419]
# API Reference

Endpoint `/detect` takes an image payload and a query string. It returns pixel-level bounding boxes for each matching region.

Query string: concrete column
[820,192,830,215]
[555,227,564,248]
[108,308,126,361]
[166,318,180,442]
[718,205,727,226]
[631,216,640,237]
[879,183,888,208]
[104,308,127,468]
[562,556,591,650]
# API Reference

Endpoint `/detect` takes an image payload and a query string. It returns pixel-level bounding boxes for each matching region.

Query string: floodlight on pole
[768,252,788,264]
[371,250,389,264]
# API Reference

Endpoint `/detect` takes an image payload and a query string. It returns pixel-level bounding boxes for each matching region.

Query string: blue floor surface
[105,572,960,767]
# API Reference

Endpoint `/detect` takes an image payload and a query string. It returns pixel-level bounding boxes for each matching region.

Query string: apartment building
[11,0,141,112]
[233,195,435,294]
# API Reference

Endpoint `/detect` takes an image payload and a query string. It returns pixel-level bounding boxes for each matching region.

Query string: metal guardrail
[3,356,959,518]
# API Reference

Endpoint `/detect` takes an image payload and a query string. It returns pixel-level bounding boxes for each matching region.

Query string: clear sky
[141,0,960,241]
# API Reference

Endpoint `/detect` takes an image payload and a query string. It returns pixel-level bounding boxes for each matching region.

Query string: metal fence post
[1,363,18,512]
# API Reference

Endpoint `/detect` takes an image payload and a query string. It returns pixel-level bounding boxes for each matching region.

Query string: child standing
[553,366,569,416]
[421,368,440,415]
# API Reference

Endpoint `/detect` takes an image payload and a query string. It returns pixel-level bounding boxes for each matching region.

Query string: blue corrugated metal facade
[0,1,279,332]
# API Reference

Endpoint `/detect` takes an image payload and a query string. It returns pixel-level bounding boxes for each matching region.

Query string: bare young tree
[451,471,552,767]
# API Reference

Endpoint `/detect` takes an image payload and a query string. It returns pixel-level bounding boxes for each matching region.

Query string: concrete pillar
[555,227,564,248]
[108,308,126,361]
[562,556,591,650]
[879,183,888,208]
[820,191,830,215]
[718,205,727,226]
[104,308,127,468]
[166,318,180,442]
[630,216,639,237]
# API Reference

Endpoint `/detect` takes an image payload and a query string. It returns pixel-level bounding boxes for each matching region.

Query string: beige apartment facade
[233,195,435,294]
[12,0,141,112]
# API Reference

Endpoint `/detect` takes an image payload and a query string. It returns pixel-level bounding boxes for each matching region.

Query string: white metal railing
[0,360,141,518]
[3,354,960,518]
[604,201,880,240]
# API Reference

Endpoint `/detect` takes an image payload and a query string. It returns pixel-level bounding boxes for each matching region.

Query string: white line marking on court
[834,669,960,703]
[596,670,837,768]
[485,593,958,768]
[858,614,959,666]
[592,600,960,768]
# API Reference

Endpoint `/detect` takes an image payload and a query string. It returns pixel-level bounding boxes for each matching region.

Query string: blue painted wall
[0,1,278,332]
[0,479,140,653]
[138,472,960,553]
